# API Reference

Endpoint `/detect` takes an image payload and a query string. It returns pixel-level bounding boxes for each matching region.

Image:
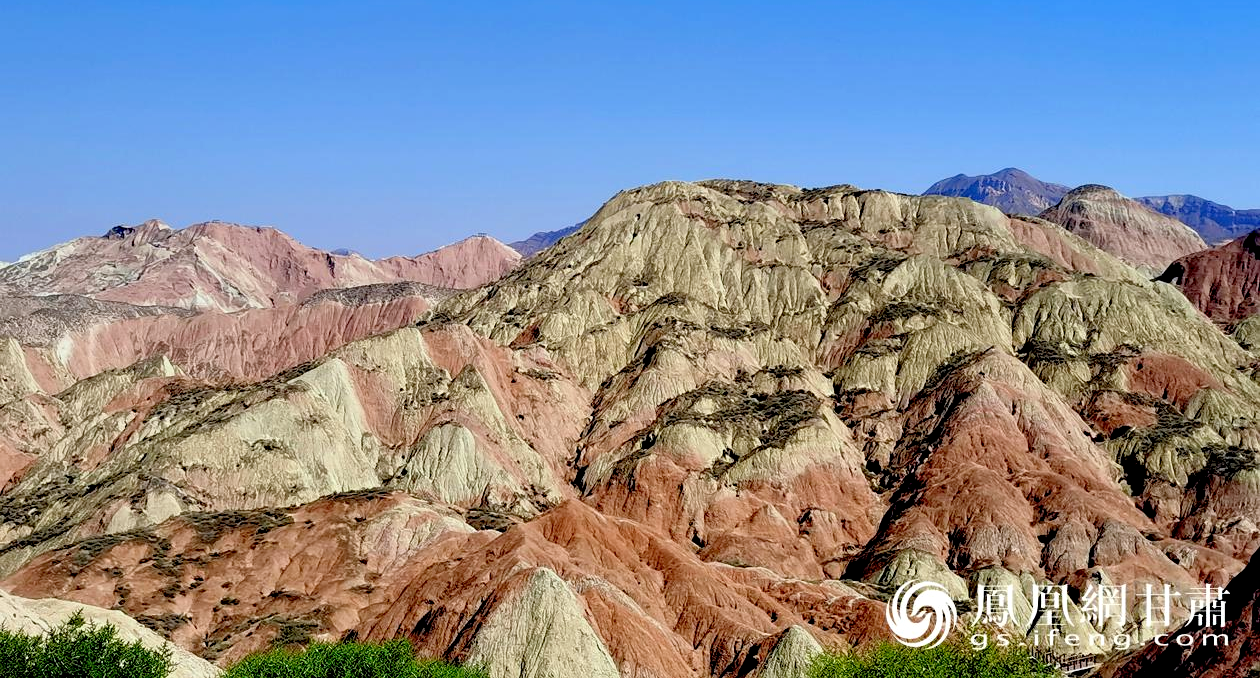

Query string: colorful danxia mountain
[3,174,1260,677]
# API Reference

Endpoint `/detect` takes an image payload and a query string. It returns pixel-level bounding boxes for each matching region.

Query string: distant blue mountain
[924,168,1258,245]
[1135,195,1260,244]
[922,168,1070,216]
[509,224,582,257]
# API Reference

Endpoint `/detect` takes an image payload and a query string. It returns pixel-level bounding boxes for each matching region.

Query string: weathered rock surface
[0,321,588,575]
[0,587,220,678]
[464,567,621,678]
[2,492,888,676]
[0,221,518,311]
[2,283,443,386]
[1156,230,1260,327]
[756,626,823,678]
[377,235,522,291]
[923,167,1070,215]
[1039,185,1207,270]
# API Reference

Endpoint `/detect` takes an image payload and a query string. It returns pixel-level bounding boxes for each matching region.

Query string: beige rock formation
[464,567,620,678]
[756,626,823,678]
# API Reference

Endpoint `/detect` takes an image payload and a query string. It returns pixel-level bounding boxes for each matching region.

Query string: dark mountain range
[1137,194,1260,244]
[508,223,581,257]
[922,167,1070,215]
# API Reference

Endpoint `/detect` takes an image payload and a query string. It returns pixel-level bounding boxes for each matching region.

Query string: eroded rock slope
[1040,184,1208,271]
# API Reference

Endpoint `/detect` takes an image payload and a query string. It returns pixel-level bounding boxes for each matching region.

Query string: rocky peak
[102,219,172,244]
[1066,183,1122,198]
[1040,184,1207,270]
[379,234,522,290]
[923,167,1071,215]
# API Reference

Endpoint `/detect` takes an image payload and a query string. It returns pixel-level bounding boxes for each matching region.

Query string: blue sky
[1,1,1256,260]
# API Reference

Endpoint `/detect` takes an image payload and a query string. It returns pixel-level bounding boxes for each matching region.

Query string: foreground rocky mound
[1,179,1258,676]
[0,221,518,311]
[1156,230,1260,331]
[1039,184,1208,270]
[2,492,885,676]
[922,167,1070,215]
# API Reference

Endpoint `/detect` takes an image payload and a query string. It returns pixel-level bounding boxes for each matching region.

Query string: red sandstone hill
[0,220,520,312]
[1156,230,1260,327]
[1039,184,1207,270]
[0,283,446,389]
[1,492,890,673]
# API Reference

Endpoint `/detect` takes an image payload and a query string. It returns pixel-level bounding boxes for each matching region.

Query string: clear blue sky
[1,1,1257,261]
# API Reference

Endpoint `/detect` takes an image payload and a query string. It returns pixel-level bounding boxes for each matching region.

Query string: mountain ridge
[509,224,582,257]
[924,168,1258,248]
[0,221,520,312]
[1137,194,1260,244]
[923,167,1071,215]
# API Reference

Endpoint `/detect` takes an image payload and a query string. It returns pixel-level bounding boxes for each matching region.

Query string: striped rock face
[1103,550,1260,678]
[0,221,520,312]
[1039,184,1207,272]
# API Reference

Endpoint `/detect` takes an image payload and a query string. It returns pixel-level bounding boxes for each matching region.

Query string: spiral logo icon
[885,580,957,648]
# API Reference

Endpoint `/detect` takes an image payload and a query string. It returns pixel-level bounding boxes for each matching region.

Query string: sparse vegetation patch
[0,612,173,678]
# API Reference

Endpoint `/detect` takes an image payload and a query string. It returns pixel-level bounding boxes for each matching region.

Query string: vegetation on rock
[0,611,173,678]
[808,640,1056,678]
[223,640,485,678]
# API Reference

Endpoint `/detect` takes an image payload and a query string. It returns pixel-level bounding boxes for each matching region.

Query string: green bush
[0,611,173,678]
[809,639,1056,678]
[224,640,486,678]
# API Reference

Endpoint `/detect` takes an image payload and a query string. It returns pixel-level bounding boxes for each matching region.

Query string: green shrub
[224,640,485,678]
[809,639,1056,678]
[0,611,173,678]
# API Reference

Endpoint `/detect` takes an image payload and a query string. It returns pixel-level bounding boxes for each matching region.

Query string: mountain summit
[0,222,520,312]
[1038,184,1207,270]
[922,167,1070,215]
